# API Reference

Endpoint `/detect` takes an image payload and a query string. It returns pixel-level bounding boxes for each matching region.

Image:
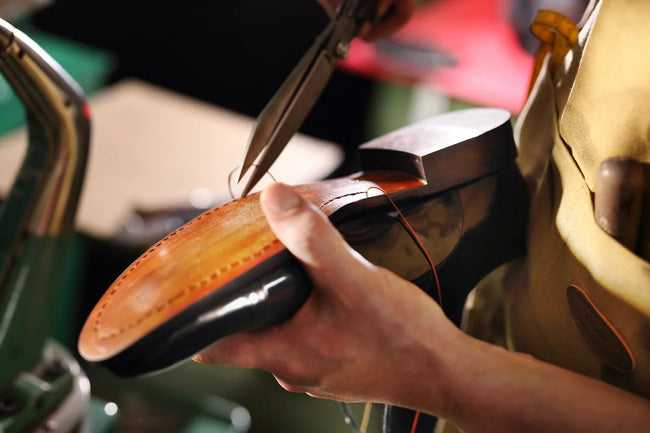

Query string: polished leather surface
[78,172,424,362]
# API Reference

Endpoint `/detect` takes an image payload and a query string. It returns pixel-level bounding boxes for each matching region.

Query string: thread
[365,186,442,307]
[409,411,421,433]
[364,186,442,433]
[360,402,373,432]
[227,164,278,200]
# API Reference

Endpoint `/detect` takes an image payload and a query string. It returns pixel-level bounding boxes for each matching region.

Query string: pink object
[340,0,534,113]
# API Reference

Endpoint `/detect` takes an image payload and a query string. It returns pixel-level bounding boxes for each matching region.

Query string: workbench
[0,79,343,239]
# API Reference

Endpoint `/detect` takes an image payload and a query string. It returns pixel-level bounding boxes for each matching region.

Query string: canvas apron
[437,1,650,431]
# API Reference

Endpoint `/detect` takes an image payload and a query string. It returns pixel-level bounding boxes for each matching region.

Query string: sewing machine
[0,17,95,432]
[0,19,259,433]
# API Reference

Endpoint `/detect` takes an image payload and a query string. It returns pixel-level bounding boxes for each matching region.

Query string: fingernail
[263,183,301,214]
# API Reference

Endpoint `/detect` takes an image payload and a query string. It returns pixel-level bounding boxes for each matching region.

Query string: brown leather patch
[567,284,635,372]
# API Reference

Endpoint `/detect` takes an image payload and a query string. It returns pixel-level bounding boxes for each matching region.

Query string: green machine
[0,18,253,433]
[0,16,94,433]
[0,17,96,432]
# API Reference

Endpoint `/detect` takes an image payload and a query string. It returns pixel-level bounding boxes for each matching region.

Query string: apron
[438,1,650,431]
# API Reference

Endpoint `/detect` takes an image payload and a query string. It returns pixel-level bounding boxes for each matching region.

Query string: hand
[317,0,418,41]
[192,185,650,433]
[361,0,418,41]
[194,182,455,407]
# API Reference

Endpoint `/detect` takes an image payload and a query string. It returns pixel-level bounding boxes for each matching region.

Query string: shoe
[78,107,529,376]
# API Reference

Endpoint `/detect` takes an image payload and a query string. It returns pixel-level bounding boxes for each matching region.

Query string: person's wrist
[368,277,464,416]
[410,319,466,417]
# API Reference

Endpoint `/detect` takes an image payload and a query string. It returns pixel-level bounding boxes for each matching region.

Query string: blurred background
[0,0,587,432]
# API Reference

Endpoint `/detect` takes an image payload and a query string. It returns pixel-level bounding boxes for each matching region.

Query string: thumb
[260,183,376,288]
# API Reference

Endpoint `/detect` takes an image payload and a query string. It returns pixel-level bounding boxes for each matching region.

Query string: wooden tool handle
[595,156,644,251]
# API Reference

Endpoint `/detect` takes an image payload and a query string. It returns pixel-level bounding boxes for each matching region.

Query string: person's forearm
[409,333,650,433]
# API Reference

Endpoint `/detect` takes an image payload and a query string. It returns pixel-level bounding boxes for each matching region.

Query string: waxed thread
[228,164,278,199]
[365,186,442,306]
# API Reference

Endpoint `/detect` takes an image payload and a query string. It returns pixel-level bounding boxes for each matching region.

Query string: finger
[360,0,416,41]
[260,182,376,289]
[193,330,269,367]
[195,320,310,369]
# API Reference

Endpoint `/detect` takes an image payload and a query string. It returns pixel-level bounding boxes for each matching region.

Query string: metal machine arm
[0,18,91,432]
